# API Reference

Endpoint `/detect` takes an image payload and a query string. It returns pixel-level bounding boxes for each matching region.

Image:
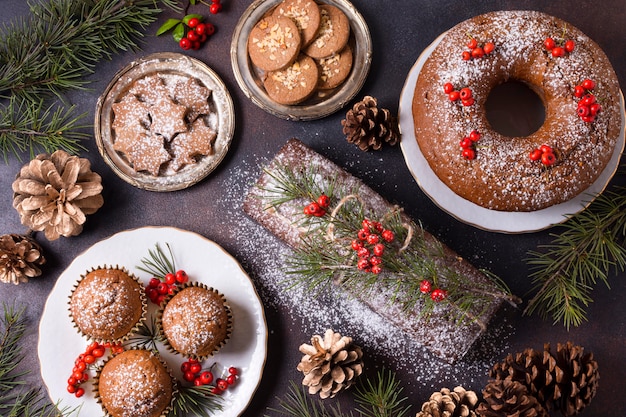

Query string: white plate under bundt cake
[410,10,622,212]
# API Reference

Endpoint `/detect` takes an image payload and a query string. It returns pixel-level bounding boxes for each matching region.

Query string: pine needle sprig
[137,242,177,279]
[124,315,163,351]
[168,384,224,417]
[0,96,89,161]
[266,381,353,417]
[524,187,626,328]
[0,0,179,159]
[353,369,411,417]
[0,303,77,416]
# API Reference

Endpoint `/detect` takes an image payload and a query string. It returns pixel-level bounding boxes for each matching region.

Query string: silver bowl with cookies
[95,52,235,191]
[231,0,372,121]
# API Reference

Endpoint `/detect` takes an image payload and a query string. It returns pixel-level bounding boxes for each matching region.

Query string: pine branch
[353,369,411,417]
[168,384,223,417]
[0,303,77,417]
[0,0,179,160]
[524,187,626,328]
[266,381,353,417]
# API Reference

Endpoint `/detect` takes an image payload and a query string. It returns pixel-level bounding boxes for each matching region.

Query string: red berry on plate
[200,371,214,385]
[164,273,176,285]
[581,79,595,90]
[175,269,188,284]
[529,148,542,161]
[564,39,575,53]
[75,387,85,398]
[217,378,229,391]
[149,277,160,288]
[227,374,237,385]
[228,367,238,375]
[190,363,202,374]
[184,371,196,382]
[544,37,556,50]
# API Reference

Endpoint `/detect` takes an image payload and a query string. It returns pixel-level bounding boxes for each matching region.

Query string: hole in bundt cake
[485,80,545,137]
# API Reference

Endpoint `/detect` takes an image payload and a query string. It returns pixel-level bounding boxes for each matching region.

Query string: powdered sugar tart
[95,53,235,191]
[231,0,372,120]
[38,227,267,417]
[399,26,625,233]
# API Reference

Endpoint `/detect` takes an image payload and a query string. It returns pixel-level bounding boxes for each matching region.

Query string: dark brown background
[1,0,624,416]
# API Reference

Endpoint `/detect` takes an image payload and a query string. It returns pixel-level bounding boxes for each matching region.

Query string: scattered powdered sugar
[217,152,515,391]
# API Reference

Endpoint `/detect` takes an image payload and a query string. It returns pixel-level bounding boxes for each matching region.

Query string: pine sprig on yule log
[525,182,626,329]
[0,303,77,416]
[259,161,519,328]
[0,0,179,160]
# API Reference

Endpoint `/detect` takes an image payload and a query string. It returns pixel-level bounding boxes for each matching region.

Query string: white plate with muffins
[231,0,372,120]
[38,226,267,417]
[398,32,626,233]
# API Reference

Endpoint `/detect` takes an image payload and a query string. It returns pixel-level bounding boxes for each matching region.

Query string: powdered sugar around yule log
[412,10,622,212]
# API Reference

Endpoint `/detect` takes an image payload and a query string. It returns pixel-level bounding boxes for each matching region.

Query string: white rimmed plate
[398,34,626,233]
[38,226,267,416]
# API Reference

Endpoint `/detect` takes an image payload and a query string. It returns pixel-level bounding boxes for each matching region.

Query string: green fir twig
[0,0,179,160]
[266,381,353,417]
[354,369,411,417]
[137,242,177,278]
[524,186,626,329]
[0,303,77,416]
[168,384,224,417]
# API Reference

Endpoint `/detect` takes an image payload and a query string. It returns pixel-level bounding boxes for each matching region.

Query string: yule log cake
[412,10,622,212]
[244,139,519,363]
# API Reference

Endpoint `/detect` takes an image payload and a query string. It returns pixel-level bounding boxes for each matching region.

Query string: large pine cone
[296,329,364,399]
[489,342,599,416]
[416,386,479,417]
[0,233,46,285]
[341,96,400,151]
[476,379,548,417]
[12,150,104,241]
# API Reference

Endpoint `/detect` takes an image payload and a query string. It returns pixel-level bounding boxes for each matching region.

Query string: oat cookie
[263,54,319,105]
[316,44,353,89]
[302,5,350,59]
[272,0,321,47]
[248,15,302,71]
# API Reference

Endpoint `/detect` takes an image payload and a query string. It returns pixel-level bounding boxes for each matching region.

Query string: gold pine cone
[416,386,479,417]
[0,233,46,285]
[296,329,364,399]
[12,150,104,241]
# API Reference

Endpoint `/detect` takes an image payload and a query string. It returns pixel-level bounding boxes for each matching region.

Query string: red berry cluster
[209,0,223,14]
[67,341,124,397]
[145,269,189,305]
[529,144,556,166]
[419,279,448,302]
[303,194,330,217]
[443,83,475,106]
[461,37,495,60]
[459,130,481,160]
[180,17,216,51]
[351,219,395,274]
[181,359,239,395]
[544,36,575,57]
[574,79,601,123]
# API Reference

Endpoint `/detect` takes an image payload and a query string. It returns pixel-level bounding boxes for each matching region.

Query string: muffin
[69,266,146,342]
[96,349,174,417]
[160,283,232,359]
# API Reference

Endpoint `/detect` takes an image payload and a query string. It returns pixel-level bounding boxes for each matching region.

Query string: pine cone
[0,233,46,285]
[296,329,364,399]
[416,386,479,417]
[341,96,400,151]
[489,342,599,416]
[12,150,104,241]
[476,379,548,417]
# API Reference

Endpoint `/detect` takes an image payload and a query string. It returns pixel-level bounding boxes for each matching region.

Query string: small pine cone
[476,379,548,417]
[296,329,364,399]
[489,342,599,416]
[0,233,46,285]
[12,150,104,241]
[341,96,400,151]
[416,386,479,417]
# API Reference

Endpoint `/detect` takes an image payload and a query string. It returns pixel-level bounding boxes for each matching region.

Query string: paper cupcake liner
[68,264,147,344]
[157,281,233,361]
[94,347,177,417]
